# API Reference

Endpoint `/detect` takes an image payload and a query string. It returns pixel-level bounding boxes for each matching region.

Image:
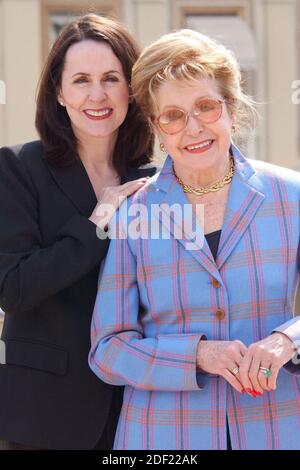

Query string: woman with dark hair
[0,14,155,450]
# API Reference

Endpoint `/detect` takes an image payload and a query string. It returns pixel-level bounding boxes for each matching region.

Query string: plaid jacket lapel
[217,146,265,269]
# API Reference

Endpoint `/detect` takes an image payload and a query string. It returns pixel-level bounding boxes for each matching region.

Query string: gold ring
[231,366,239,376]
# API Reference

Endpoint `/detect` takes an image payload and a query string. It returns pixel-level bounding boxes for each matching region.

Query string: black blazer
[0,141,157,449]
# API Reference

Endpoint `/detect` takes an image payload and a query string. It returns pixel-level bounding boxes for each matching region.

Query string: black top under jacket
[0,140,157,449]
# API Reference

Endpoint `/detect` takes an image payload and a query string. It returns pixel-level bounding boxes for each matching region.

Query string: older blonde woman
[89,30,300,450]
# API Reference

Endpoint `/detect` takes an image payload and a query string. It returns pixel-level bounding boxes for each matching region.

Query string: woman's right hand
[89,177,149,230]
[196,340,248,393]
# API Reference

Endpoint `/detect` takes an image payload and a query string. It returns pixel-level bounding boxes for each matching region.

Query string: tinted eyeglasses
[156,98,225,135]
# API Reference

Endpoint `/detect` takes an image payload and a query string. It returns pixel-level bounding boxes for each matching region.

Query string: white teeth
[186,140,212,150]
[85,109,111,117]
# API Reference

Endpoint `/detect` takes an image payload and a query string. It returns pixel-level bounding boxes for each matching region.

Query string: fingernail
[241,389,246,394]
[252,391,263,397]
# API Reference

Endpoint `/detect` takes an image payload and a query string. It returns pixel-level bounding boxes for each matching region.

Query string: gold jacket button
[215,309,226,320]
[212,278,221,288]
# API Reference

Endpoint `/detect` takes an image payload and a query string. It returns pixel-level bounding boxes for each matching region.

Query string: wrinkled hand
[238,332,297,394]
[89,177,149,230]
[196,340,247,393]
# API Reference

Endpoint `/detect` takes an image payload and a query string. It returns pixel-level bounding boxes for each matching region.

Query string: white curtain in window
[186,15,257,70]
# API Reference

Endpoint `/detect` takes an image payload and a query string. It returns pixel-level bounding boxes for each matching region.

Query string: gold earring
[160,143,167,153]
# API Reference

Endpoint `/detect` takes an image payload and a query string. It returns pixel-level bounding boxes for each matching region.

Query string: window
[186,14,256,71]
[41,0,121,59]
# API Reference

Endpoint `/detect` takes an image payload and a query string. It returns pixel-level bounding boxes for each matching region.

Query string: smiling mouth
[184,139,214,151]
[84,108,113,120]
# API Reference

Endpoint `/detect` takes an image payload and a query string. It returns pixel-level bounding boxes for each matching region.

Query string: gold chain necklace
[173,157,235,196]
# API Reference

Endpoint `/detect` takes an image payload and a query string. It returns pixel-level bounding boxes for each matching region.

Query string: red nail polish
[241,389,246,394]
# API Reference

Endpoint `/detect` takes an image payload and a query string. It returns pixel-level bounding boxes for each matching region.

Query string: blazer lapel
[46,160,157,217]
[217,146,265,269]
[46,159,97,217]
[121,165,157,184]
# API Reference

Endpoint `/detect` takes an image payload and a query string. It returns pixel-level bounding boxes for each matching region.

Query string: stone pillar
[130,0,168,47]
[0,0,41,147]
[260,0,298,169]
[0,0,5,146]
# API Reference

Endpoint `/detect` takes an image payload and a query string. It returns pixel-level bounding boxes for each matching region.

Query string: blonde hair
[132,29,257,138]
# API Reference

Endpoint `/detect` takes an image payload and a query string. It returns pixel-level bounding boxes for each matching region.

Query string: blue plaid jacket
[89,146,300,450]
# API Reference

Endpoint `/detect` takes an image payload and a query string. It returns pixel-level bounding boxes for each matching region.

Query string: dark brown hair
[35,14,154,174]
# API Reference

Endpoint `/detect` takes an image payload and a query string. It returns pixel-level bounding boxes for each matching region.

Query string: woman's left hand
[238,333,297,395]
